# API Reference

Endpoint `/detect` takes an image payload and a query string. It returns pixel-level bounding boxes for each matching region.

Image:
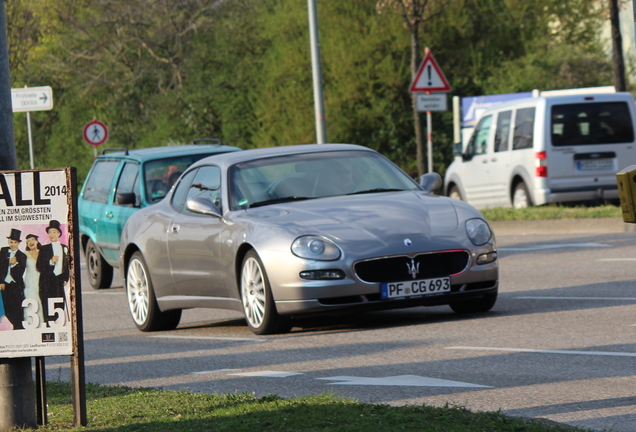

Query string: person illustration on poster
[24,234,45,328]
[37,220,69,323]
[0,229,27,330]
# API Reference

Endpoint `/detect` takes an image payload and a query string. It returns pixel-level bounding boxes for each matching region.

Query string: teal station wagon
[79,141,241,289]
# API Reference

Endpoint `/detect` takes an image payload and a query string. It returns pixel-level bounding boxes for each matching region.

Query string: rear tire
[450,292,497,314]
[85,239,113,290]
[448,186,463,201]
[512,182,532,209]
[241,250,292,335]
[126,251,181,332]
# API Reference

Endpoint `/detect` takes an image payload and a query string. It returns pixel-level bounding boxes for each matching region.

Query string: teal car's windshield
[228,150,419,210]
[144,154,216,203]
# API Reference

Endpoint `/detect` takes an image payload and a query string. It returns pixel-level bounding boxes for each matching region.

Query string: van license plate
[381,277,450,299]
[576,159,613,171]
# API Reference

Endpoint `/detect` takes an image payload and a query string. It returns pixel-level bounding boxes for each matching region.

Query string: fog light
[477,252,497,265]
[300,270,345,280]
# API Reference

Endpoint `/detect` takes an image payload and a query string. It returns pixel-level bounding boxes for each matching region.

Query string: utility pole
[609,0,626,91]
[0,1,36,429]
[307,0,327,144]
[0,0,15,170]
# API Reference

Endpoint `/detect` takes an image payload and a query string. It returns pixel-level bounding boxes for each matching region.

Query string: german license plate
[381,277,450,299]
[576,159,613,171]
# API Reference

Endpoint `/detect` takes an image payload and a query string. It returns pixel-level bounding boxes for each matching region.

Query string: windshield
[144,154,215,203]
[228,150,419,210]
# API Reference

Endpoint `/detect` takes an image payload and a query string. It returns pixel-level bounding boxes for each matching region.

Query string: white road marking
[149,335,264,342]
[516,296,636,301]
[448,346,636,357]
[317,375,491,388]
[230,371,303,378]
[499,243,609,251]
[598,258,636,261]
[190,369,239,375]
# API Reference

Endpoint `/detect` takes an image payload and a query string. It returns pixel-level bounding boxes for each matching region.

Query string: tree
[376,0,445,177]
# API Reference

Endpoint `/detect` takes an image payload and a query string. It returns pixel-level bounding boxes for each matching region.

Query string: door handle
[491,158,498,162]
[482,159,488,163]
[105,212,113,218]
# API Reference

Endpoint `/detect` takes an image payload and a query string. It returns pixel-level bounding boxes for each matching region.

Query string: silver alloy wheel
[241,256,266,329]
[513,184,529,209]
[127,257,150,326]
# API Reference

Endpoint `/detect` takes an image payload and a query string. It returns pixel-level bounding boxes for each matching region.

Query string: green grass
[17,382,591,432]
[480,204,622,221]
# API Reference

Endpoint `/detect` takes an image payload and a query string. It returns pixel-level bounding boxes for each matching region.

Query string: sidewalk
[489,217,636,236]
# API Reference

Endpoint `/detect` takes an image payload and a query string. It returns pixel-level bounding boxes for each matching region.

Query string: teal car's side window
[83,160,120,203]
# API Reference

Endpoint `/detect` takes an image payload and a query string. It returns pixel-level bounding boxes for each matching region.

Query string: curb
[488,217,636,236]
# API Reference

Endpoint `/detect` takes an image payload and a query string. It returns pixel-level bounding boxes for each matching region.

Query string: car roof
[95,144,241,163]
[479,91,635,115]
[191,143,375,169]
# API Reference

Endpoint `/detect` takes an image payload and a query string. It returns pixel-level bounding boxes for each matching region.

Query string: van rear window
[551,102,634,146]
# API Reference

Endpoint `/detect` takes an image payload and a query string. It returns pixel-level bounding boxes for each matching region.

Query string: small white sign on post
[11,86,55,170]
[416,94,447,112]
[11,86,54,112]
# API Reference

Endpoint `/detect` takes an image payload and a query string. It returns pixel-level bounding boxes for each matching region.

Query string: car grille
[354,250,470,283]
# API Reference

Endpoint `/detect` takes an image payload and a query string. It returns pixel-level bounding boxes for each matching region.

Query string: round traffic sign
[83,119,109,147]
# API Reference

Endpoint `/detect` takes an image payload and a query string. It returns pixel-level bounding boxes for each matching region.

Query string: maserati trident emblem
[406,259,420,279]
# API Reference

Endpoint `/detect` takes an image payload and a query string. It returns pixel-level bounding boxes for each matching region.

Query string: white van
[444,91,636,209]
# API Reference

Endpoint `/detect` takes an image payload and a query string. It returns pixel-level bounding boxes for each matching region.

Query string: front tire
[85,239,113,290]
[450,292,498,314]
[241,250,292,335]
[448,185,463,201]
[126,251,181,332]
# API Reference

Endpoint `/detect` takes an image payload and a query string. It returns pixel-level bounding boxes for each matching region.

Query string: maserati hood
[234,191,467,253]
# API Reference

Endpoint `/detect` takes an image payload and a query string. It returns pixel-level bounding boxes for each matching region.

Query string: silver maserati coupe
[119,144,498,335]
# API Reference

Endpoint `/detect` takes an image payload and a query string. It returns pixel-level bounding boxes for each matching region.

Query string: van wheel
[512,182,532,209]
[448,186,463,201]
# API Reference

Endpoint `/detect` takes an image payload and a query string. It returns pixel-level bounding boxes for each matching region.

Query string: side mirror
[186,196,222,218]
[462,153,473,162]
[116,192,138,207]
[419,172,442,194]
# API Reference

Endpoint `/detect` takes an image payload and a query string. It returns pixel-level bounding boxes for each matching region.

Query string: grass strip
[17,381,590,432]
[480,204,621,221]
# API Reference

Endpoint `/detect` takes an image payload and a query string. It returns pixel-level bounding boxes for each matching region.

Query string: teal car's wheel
[126,251,181,332]
[86,239,113,290]
[241,250,291,335]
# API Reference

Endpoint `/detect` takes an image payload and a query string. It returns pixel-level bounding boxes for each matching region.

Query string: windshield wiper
[249,196,311,208]
[347,188,404,195]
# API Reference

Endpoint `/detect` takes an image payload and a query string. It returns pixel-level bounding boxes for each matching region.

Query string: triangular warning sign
[409,50,451,93]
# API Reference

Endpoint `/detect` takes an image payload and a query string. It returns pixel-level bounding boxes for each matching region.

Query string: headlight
[465,218,492,246]
[291,236,341,261]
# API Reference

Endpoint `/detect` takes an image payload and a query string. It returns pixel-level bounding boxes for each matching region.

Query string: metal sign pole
[26,111,34,169]
[426,110,433,173]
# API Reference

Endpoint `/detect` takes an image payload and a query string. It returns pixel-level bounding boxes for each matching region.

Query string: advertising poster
[0,168,75,358]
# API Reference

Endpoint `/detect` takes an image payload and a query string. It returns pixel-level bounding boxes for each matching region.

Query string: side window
[115,162,141,207]
[171,169,198,212]
[185,166,222,211]
[465,115,492,156]
[513,107,535,150]
[82,160,120,203]
[494,111,512,152]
